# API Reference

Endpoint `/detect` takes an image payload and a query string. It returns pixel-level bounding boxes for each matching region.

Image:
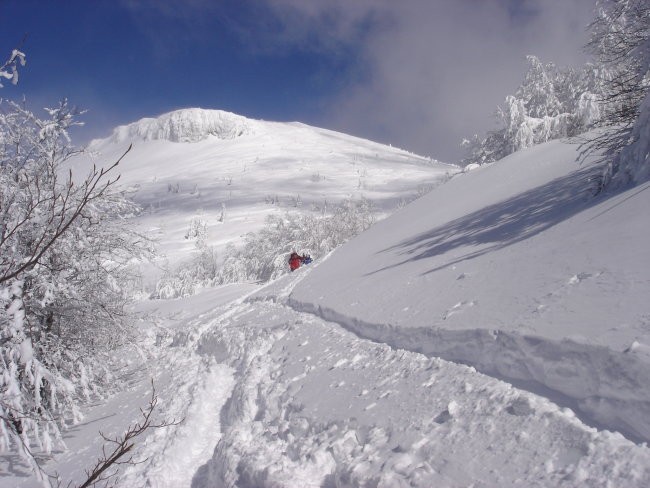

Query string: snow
[199,296,630,487]
[4,110,650,486]
[74,108,453,282]
[104,108,260,144]
[288,136,650,442]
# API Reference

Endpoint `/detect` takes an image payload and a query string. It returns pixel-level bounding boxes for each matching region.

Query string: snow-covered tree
[0,48,25,87]
[155,229,217,299]
[583,0,650,186]
[462,56,609,166]
[185,214,208,242]
[0,97,151,473]
[216,198,375,284]
[516,56,562,119]
[464,1,649,185]
[155,198,376,297]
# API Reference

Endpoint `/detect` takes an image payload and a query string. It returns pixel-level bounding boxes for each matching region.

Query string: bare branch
[73,380,181,488]
[0,144,132,284]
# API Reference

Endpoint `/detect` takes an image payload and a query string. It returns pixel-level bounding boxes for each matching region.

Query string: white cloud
[118,0,597,162]
[252,0,597,161]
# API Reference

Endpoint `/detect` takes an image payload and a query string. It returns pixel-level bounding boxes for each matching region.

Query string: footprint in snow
[534,271,603,315]
[505,397,534,417]
[434,401,459,423]
[434,409,452,424]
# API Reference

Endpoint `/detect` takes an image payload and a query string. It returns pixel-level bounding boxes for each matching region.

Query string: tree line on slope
[154,198,375,299]
[462,0,649,189]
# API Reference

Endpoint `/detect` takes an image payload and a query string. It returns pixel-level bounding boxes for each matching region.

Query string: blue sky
[1,0,596,162]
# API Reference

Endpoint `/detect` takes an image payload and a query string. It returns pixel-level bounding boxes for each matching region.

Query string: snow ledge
[287,296,650,444]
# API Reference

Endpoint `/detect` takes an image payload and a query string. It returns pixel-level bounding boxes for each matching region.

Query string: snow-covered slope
[6,125,650,487]
[12,276,650,488]
[79,108,455,280]
[289,136,650,442]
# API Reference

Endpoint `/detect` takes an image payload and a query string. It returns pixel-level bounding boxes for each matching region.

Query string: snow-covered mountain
[105,108,261,143]
[80,108,455,282]
[7,118,650,487]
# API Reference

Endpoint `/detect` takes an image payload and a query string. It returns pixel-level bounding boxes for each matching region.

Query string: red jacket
[289,253,301,271]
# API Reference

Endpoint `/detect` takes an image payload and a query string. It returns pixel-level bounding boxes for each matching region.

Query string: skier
[301,254,312,265]
[289,252,302,271]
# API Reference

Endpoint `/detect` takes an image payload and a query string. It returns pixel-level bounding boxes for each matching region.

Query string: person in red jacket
[288,252,302,271]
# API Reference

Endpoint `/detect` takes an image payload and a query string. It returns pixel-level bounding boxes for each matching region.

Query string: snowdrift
[288,136,650,442]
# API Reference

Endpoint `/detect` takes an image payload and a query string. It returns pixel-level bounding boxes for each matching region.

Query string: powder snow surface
[289,137,650,443]
[4,114,650,486]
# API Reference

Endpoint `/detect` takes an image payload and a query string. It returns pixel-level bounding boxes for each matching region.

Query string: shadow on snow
[368,163,624,276]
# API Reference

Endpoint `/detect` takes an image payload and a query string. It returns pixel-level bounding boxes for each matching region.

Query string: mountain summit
[105,108,261,144]
[81,108,455,272]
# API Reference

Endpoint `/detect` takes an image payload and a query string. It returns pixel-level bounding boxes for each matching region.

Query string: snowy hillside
[5,124,650,487]
[289,135,650,443]
[79,108,454,281]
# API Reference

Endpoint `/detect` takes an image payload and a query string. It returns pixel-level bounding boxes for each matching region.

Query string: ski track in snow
[133,261,650,486]
[7,125,650,486]
[7,261,650,487]
[186,270,650,487]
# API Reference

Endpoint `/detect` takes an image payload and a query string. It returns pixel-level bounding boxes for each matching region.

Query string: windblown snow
[4,109,650,487]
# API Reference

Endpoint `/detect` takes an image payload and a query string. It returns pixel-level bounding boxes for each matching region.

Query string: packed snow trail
[131,268,650,487]
[193,303,650,487]
[5,272,650,486]
[0,285,254,488]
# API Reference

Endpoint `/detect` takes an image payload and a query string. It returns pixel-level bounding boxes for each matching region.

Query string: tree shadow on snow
[370,163,624,276]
